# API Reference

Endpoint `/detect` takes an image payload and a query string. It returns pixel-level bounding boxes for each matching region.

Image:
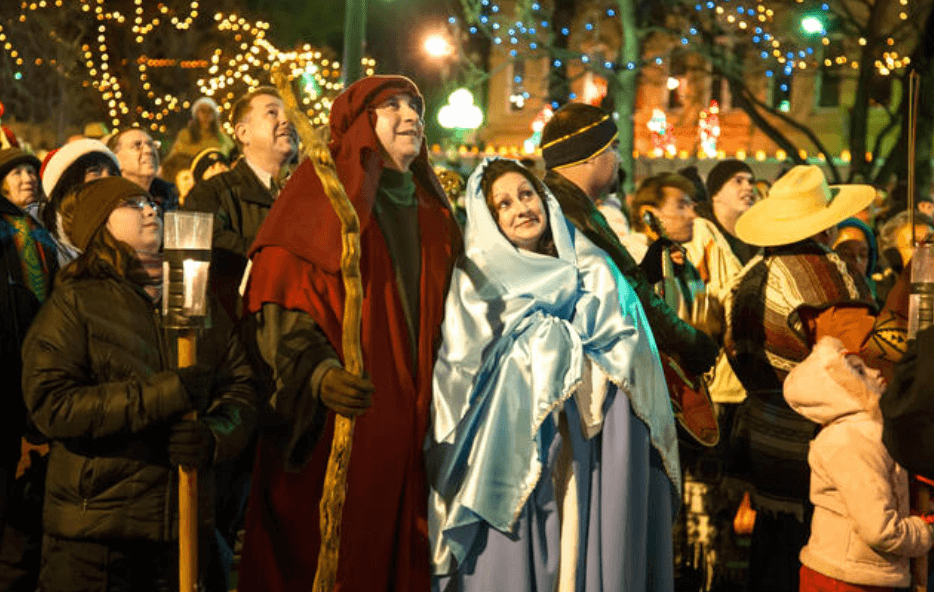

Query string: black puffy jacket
[21,275,257,542]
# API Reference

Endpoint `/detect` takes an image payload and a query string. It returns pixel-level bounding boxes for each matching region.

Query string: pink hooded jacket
[784,336,932,587]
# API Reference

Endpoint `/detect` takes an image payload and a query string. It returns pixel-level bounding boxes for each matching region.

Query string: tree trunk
[613,0,638,193]
[341,0,368,86]
[548,0,575,104]
[847,3,881,182]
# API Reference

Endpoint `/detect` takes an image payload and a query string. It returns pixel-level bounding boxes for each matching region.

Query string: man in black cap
[700,159,758,265]
[541,103,718,379]
[190,148,230,186]
[683,160,760,405]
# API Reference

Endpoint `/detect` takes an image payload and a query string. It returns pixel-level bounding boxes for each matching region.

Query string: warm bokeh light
[423,33,454,59]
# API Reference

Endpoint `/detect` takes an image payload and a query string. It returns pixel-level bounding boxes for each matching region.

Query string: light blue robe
[428,157,681,592]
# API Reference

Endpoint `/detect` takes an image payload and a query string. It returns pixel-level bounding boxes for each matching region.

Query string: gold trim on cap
[551,132,619,170]
[540,114,612,150]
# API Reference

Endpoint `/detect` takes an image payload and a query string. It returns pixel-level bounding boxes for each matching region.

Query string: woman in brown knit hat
[20,176,258,592]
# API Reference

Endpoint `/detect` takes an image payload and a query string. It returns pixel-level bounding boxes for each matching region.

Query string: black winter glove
[639,238,685,285]
[168,419,215,470]
[177,364,214,413]
[679,329,719,376]
[319,366,375,417]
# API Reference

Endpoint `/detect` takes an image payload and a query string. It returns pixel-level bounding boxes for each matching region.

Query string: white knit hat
[41,138,120,197]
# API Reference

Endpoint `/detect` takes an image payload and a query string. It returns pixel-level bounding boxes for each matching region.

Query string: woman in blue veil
[428,157,681,591]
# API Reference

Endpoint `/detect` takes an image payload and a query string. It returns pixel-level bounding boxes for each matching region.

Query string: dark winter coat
[21,275,257,542]
[149,177,179,213]
[0,197,57,495]
[183,159,276,320]
[882,325,934,478]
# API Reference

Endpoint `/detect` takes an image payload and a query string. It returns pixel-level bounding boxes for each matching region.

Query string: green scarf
[377,168,417,207]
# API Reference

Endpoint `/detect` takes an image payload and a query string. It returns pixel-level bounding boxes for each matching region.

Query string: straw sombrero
[735,165,875,247]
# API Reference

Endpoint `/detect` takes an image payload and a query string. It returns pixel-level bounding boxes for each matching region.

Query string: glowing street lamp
[438,88,483,130]
[801,15,826,36]
[424,33,454,59]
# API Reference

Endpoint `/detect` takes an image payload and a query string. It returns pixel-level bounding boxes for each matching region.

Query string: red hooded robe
[238,76,460,592]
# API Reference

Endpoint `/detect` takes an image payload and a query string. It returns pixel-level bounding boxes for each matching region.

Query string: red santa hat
[40,138,119,197]
[0,127,18,149]
[0,102,19,149]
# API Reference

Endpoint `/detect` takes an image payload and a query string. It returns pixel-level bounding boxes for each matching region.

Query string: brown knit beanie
[705,159,753,200]
[70,177,150,251]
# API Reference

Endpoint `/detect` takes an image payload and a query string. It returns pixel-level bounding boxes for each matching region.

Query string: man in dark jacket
[181,86,297,585]
[183,86,297,321]
[540,103,718,378]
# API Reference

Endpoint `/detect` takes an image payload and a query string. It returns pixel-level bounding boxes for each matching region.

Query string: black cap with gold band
[541,112,618,170]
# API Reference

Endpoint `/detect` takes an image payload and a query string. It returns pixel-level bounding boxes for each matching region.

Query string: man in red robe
[237,76,461,591]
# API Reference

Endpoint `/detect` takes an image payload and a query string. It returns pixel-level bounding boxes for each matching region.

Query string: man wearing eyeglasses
[107,128,178,212]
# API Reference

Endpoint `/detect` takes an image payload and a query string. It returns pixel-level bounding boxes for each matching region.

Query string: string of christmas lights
[451,0,917,109]
[0,0,375,134]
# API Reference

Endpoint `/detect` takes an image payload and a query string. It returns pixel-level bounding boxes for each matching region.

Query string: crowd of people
[1,71,934,592]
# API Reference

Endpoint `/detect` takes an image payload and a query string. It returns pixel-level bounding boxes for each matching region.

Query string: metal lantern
[909,242,934,338]
[162,210,213,592]
[162,211,213,329]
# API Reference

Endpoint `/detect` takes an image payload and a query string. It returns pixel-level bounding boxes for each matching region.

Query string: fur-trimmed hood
[784,336,885,426]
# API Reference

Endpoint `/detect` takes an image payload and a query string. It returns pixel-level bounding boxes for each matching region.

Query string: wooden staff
[178,330,199,592]
[271,68,364,592]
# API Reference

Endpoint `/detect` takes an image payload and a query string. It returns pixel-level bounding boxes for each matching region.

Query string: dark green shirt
[374,168,421,364]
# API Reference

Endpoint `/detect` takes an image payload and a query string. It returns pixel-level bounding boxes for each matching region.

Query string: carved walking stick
[271,68,364,592]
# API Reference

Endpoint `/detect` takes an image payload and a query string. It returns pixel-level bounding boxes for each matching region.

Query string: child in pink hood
[784,336,934,592]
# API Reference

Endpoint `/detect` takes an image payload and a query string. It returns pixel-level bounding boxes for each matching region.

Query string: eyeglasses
[118,196,161,213]
[123,138,161,153]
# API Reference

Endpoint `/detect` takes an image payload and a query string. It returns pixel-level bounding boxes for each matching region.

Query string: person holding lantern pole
[238,75,460,592]
[20,176,258,592]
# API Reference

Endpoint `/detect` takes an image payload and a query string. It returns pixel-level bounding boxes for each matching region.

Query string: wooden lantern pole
[271,68,364,592]
[178,330,199,592]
